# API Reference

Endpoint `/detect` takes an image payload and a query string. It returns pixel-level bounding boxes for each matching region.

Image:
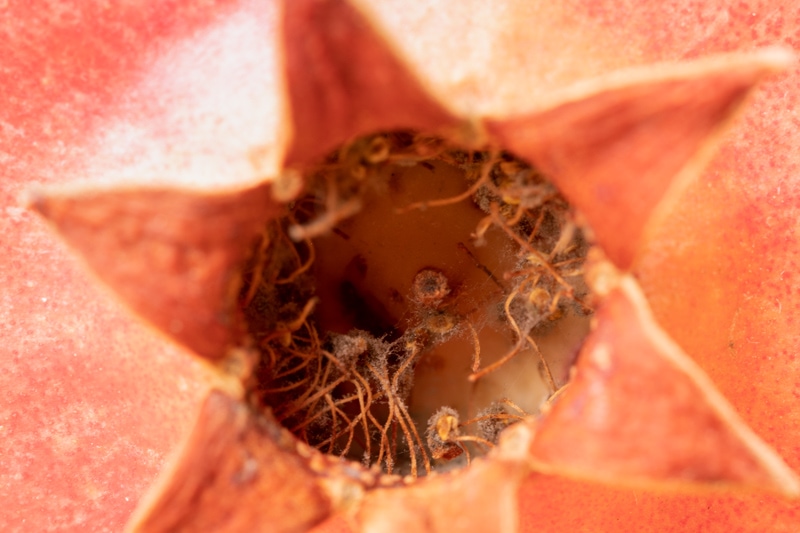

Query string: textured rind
[3,0,800,532]
[0,2,250,531]
[515,1,800,532]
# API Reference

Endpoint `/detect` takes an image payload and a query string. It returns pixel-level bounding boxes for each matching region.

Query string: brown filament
[396,150,498,213]
[525,335,556,393]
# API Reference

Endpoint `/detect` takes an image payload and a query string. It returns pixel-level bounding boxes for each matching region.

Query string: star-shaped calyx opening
[28,1,799,532]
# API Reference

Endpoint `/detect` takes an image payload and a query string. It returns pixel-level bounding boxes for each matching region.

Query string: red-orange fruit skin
[1,1,798,532]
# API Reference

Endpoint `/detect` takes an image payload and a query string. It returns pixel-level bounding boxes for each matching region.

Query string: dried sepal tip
[525,273,800,496]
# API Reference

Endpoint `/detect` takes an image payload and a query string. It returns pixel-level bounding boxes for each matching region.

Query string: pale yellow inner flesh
[310,157,589,468]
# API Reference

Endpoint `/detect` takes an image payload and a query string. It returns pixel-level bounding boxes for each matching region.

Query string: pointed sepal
[125,390,335,533]
[281,0,462,166]
[485,49,793,269]
[28,184,282,360]
[524,272,800,495]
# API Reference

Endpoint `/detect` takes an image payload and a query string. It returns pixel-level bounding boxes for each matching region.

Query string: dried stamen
[237,129,592,478]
